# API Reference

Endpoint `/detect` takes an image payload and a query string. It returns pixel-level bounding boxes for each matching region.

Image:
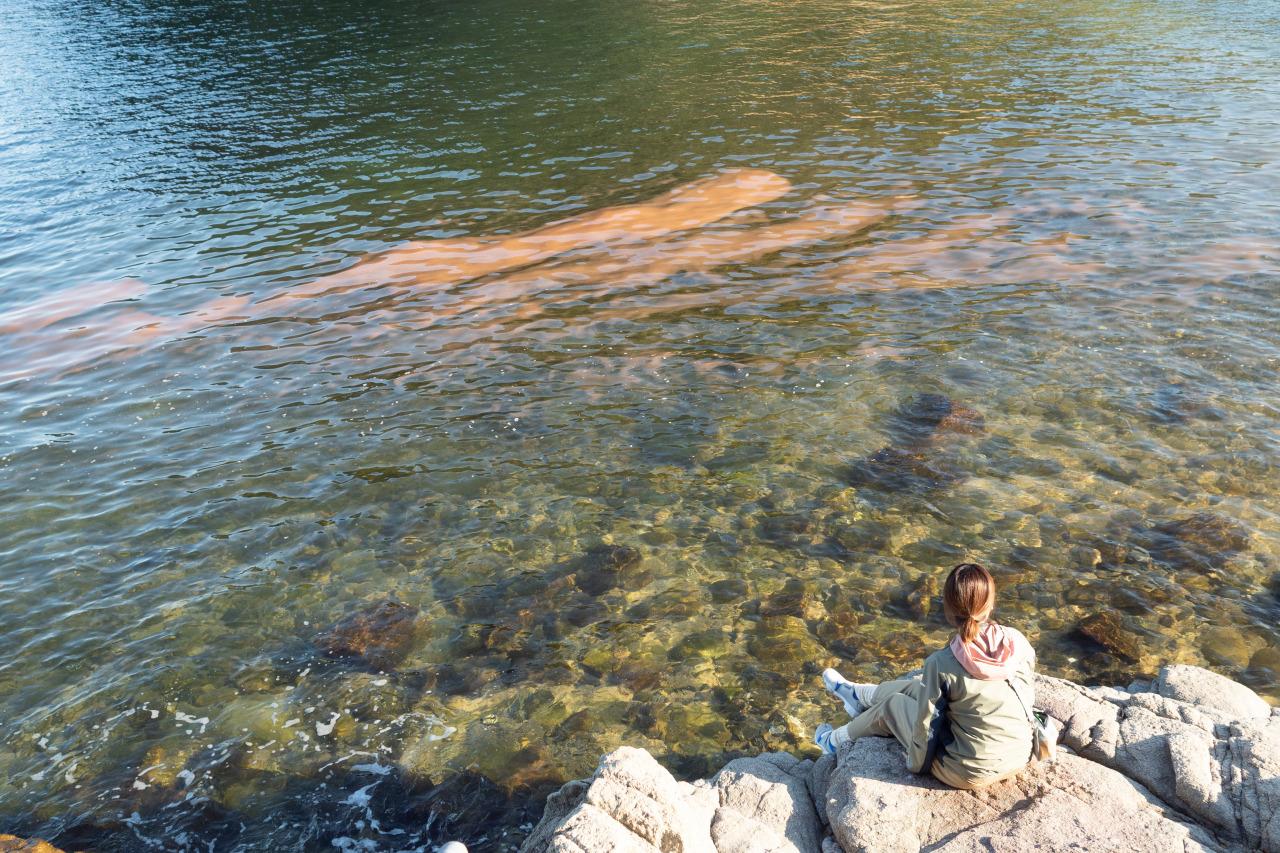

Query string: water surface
[2,0,1279,850]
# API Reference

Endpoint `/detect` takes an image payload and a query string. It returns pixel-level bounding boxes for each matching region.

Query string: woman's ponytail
[943,562,996,644]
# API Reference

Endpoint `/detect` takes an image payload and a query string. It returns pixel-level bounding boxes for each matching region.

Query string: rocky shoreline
[4,665,1275,853]
[518,664,1279,853]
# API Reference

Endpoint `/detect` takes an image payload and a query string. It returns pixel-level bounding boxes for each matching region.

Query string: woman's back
[921,637,1035,785]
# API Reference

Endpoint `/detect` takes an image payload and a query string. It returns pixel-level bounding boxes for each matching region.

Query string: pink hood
[950,623,1035,680]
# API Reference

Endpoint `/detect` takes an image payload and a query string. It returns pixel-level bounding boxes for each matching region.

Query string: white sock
[853,683,878,707]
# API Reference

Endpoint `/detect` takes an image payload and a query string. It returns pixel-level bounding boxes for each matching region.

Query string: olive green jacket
[908,638,1036,784]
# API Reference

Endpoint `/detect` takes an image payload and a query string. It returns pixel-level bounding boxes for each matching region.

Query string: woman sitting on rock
[814,562,1038,790]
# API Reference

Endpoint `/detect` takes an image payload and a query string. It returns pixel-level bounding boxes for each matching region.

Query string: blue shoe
[814,722,849,754]
[815,723,838,755]
[822,668,865,717]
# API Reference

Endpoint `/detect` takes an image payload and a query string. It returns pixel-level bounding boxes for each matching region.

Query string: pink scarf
[950,622,1035,680]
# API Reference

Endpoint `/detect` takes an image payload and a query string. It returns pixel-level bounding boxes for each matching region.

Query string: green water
[2,0,1279,850]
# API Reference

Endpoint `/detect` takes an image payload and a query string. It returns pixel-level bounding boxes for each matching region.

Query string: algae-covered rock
[1147,512,1251,572]
[888,394,986,445]
[569,545,648,596]
[759,578,826,621]
[0,836,82,853]
[747,616,825,664]
[1076,610,1139,662]
[314,599,420,670]
[671,629,731,662]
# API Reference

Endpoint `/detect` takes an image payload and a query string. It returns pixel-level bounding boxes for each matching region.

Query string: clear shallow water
[2,0,1279,849]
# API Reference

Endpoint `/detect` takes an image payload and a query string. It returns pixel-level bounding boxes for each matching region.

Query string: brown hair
[943,562,995,644]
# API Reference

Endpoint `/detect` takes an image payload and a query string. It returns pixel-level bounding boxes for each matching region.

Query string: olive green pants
[838,678,1024,791]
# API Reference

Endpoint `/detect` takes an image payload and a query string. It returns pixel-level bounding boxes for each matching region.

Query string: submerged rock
[759,578,826,620]
[1149,382,1213,425]
[747,615,826,664]
[569,544,648,596]
[314,599,421,670]
[847,446,965,493]
[0,836,80,853]
[815,607,859,657]
[1075,609,1140,663]
[1147,512,1251,571]
[848,395,983,495]
[890,574,938,622]
[887,394,986,445]
[709,577,750,604]
[628,585,705,620]
[758,514,819,545]
[671,629,732,662]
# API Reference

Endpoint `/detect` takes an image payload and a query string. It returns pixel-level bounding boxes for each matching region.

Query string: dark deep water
[2,0,1279,850]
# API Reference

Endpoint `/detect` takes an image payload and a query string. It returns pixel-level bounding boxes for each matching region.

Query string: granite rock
[520,746,717,853]
[1035,665,1280,851]
[822,738,1223,853]
[525,664,1277,853]
[711,752,825,853]
[1155,663,1273,720]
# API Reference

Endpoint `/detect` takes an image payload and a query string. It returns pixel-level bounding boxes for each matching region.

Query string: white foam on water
[341,783,377,808]
[317,712,342,736]
[319,750,380,772]
[351,762,391,775]
[174,712,209,734]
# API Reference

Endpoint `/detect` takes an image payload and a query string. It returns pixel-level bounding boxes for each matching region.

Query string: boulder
[1034,667,1280,851]
[518,779,590,853]
[523,665,1277,853]
[1155,663,1273,720]
[711,752,825,853]
[520,746,718,853]
[821,738,1223,853]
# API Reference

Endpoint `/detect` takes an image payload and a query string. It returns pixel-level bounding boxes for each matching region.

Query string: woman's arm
[907,654,951,773]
